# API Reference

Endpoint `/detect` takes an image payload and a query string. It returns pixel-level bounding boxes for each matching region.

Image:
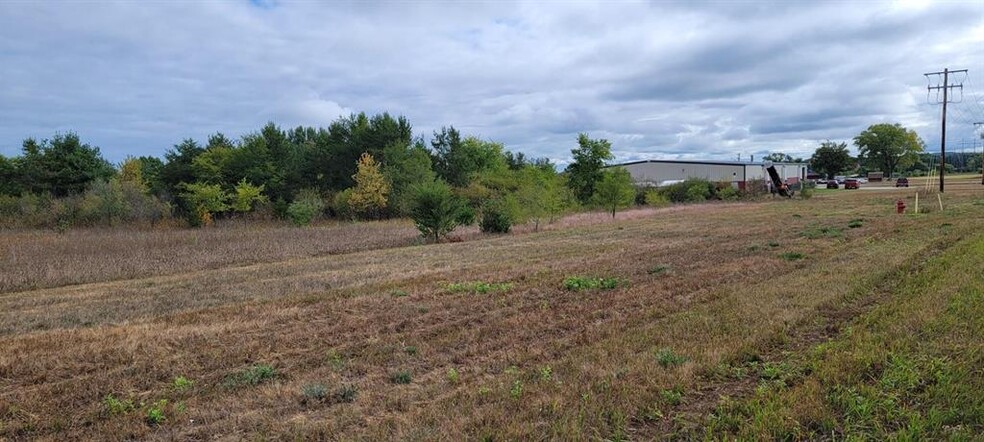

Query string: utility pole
[976,122,984,185]
[925,68,967,193]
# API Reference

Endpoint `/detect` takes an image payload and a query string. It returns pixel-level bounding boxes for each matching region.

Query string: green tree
[591,168,635,218]
[192,145,235,185]
[809,140,853,179]
[431,127,507,187]
[514,166,573,231]
[180,182,230,227]
[231,179,267,216]
[159,139,205,198]
[0,155,19,195]
[409,180,472,243]
[18,133,114,196]
[565,133,614,204]
[762,152,802,163]
[853,123,924,177]
[382,139,435,216]
[118,157,148,193]
[348,153,389,219]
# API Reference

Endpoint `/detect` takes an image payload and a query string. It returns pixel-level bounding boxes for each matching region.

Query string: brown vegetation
[1,184,981,439]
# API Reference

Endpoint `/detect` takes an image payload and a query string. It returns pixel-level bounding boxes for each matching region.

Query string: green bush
[409,180,472,243]
[287,189,325,226]
[479,200,512,233]
[717,185,740,201]
[331,188,353,220]
[660,178,716,203]
[644,190,670,207]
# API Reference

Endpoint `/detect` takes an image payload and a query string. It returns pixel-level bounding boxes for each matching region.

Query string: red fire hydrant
[896,199,906,214]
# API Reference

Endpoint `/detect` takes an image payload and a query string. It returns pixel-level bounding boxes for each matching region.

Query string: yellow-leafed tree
[348,153,389,219]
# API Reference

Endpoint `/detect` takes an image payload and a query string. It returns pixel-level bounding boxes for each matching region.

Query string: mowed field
[2,178,983,440]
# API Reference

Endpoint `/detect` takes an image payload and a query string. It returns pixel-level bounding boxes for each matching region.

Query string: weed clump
[779,252,805,261]
[103,394,135,415]
[145,399,167,426]
[654,348,688,368]
[648,264,671,275]
[801,225,843,239]
[848,219,864,228]
[172,376,194,392]
[660,388,683,406]
[391,371,412,384]
[446,281,513,294]
[300,383,357,405]
[563,276,622,291]
[301,383,328,403]
[223,364,277,389]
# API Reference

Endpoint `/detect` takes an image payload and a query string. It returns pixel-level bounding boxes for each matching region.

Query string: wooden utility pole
[925,68,967,193]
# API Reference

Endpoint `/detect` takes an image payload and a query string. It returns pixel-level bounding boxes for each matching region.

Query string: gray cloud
[0,0,982,165]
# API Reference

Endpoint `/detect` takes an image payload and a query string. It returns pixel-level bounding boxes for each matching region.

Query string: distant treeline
[0,113,608,230]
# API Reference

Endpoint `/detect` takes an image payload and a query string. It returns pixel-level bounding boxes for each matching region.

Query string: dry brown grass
[0,219,425,293]
[1,186,982,440]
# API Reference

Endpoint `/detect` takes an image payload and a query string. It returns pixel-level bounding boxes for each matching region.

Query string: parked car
[817,178,828,185]
[896,177,909,187]
[834,175,847,184]
[826,180,840,189]
[844,178,860,189]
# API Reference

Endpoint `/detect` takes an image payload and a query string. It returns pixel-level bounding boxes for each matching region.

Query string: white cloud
[0,1,982,162]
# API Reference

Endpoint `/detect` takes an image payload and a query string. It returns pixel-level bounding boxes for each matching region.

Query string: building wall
[767,163,808,183]
[621,162,746,186]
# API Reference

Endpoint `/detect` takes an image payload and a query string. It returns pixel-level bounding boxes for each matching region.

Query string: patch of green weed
[563,276,622,291]
[223,364,277,389]
[103,394,135,415]
[446,281,513,294]
[779,252,805,261]
[172,376,194,392]
[654,348,688,368]
[391,371,412,384]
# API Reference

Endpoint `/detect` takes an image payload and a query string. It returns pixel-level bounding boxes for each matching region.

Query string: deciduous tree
[348,153,389,218]
[809,140,853,179]
[565,133,613,204]
[591,168,635,218]
[853,123,924,177]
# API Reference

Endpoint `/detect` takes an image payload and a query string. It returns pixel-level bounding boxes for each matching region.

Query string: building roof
[614,159,806,168]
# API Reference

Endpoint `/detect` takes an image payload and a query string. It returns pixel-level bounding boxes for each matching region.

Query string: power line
[976,122,984,185]
[924,67,968,192]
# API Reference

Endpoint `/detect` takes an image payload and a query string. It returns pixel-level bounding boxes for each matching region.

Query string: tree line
[0,113,645,238]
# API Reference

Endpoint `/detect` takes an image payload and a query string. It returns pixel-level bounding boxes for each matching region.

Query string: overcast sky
[1,0,983,165]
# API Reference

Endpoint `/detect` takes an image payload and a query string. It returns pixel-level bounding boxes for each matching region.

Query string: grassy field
[1,179,982,440]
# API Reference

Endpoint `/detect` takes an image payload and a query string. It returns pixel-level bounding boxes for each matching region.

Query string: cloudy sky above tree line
[1,0,982,165]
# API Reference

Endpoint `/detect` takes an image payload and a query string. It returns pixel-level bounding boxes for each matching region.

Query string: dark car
[844,178,860,189]
[826,180,840,189]
[896,177,909,187]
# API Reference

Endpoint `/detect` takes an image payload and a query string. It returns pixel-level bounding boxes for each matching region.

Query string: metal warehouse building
[617,159,807,189]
